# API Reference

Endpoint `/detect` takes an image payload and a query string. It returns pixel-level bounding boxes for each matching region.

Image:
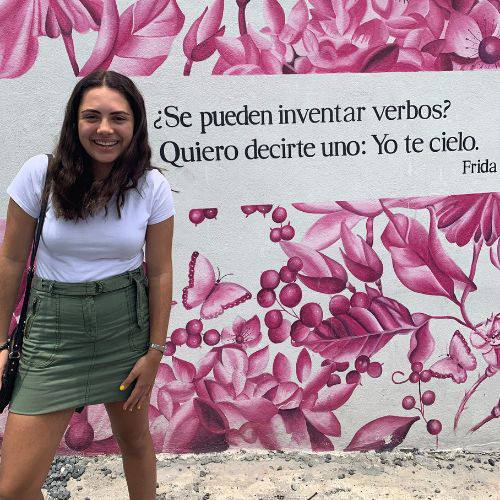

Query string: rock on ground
[49,449,499,499]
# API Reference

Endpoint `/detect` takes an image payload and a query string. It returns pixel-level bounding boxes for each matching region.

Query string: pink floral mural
[1,0,499,78]
[0,192,498,454]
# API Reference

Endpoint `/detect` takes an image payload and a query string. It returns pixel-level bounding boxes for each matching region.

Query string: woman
[0,70,174,500]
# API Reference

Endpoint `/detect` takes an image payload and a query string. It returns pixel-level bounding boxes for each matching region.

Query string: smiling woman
[0,70,175,500]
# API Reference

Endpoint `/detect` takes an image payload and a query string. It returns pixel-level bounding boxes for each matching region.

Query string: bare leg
[0,408,75,500]
[105,401,156,500]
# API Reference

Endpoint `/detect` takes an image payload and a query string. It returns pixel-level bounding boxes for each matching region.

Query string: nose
[97,118,113,134]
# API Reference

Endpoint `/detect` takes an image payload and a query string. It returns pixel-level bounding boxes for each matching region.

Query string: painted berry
[327,374,342,387]
[257,289,276,308]
[268,326,289,343]
[287,256,303,272]
[402,395,416,410]
[346,370,361,384]
[329,295,350,315]
[350,292,371,308]
[300,302,323,328]
[421,390,436,406]
[419,370,432,382]
[189,209,205,225]
[260,270,280,289]
[164,341,176,356]
[409,372,420,383]
[272,206,287,223]
[257,204,273,216]
[65,422,94,451]
[355,355,370,373]
[171,328,188,346]
[265,310,283,329]
[186,334,202,348]
[335,361,349,372]
[279,266,296,283]
[279,283,302,308]
[186,319,203,335]
[204,208,218,219]
[290,321,309,342]
[270,228,282,242]
[411,362,423,373]
[241,205,257,217]
[427,419,442,435]
[367,361,383,378]
[203,329,221,346]
[280,223,295,241]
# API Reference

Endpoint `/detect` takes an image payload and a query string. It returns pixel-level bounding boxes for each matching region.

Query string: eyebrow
[80,109,131,116]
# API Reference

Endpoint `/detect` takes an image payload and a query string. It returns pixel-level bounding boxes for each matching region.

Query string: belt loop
[95,281,104,294]
[48,282,54,294]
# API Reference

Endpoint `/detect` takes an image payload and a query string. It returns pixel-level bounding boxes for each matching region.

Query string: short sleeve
[6,154,48,218]
[147,169,175,225]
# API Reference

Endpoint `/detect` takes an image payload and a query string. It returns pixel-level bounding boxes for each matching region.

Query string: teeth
[94,140,118,146]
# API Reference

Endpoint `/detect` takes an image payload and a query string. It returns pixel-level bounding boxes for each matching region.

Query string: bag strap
[9,154,53,355]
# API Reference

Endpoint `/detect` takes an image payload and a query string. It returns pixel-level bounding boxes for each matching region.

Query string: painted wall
[0,0,499,454]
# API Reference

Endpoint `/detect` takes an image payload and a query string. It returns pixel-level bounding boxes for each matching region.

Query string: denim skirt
[9,266,150,415]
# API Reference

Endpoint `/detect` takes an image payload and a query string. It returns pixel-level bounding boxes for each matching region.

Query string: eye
[82,114,98,121]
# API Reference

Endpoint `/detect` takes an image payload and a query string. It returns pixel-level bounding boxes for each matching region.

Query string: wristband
[148,342,165,354]
[0,339,10,352]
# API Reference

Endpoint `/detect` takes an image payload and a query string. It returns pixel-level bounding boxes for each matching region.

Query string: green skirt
[9,266,150,415]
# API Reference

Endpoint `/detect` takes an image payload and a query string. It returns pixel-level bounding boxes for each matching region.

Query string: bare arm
[144,215,174,361]
[0,199,37,342]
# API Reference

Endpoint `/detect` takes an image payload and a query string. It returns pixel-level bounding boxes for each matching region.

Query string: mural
[1,0,499,79]
[0,1,498,454]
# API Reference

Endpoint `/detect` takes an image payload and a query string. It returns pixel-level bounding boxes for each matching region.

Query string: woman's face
[77,86,134,174]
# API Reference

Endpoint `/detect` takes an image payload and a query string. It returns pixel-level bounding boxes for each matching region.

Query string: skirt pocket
[21,292,61,369]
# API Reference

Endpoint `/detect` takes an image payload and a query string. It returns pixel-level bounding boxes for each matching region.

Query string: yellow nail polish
[119,385,125,391]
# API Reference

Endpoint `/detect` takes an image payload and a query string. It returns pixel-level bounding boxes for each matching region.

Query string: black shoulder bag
[0,154,52,413]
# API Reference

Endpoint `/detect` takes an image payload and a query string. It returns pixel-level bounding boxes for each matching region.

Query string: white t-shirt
[7,154,175,282]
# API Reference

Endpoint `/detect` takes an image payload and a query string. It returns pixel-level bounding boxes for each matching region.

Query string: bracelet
[0,339,10,352]
[148,342,165,354]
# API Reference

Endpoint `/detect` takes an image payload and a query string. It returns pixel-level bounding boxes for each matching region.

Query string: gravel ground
[43,449,499,500]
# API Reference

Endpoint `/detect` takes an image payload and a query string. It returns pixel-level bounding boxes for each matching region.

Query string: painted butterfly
[429,331,477,383]
[182,251,252,319]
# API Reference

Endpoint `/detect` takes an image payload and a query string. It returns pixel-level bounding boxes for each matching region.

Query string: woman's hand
[119,350,163,411]
[0,349,9,391]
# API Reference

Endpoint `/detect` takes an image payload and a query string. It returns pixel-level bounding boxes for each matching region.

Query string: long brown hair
[49,70,152,220]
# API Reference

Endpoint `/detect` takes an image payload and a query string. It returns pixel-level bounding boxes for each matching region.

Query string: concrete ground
[55,449,499,500]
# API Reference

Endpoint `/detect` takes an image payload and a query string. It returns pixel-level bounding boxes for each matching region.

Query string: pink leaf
[361,44,399,72]
[302,211,362,250]
[292,202,340,214]
[78,0,120,76]
[381,209,475,301]
[303,297,417,362]
[306,420,335,451]
[172,356,196,382]
[296,348,312,383]
[408,322,435,364]
[345,415,420,451]
[247,346,270,377]
[303,410,341,436]
[313,383,358,411]
[231,397,279,422]
[0,0,39,78]
[273,353,292,382]
[195,351,218,380]
[303,365,331,396]
[264,0,286,33]
[193,398,229,435]
[490,242,500,270]
[340,223,383,282]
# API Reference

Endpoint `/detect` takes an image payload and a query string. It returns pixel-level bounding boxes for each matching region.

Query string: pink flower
[183,0,225,73]
[221,315,262,349]
[433,193,500,247]
[471,314,500,375]
[442,0,500,69]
